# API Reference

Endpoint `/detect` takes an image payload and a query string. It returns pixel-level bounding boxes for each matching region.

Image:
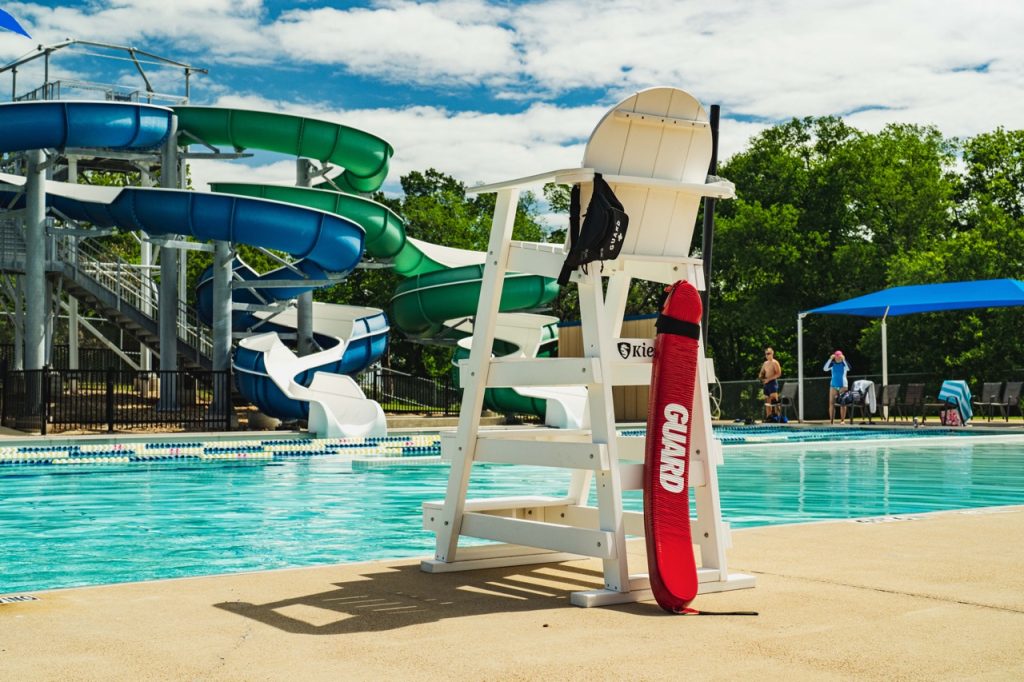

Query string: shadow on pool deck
[213,562,620,635]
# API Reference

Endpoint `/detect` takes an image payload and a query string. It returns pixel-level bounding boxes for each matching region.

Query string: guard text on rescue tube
[659,403,689,493]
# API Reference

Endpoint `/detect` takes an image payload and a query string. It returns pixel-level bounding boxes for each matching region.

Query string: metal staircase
[0,214,27,270]
[55,237,213,370]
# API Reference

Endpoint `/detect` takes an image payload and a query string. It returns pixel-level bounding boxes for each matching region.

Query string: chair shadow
[214,560,627,635]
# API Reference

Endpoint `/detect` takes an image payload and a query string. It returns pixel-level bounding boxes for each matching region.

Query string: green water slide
[174,107,391,194]
[177,107,564,420]
[211,183,407,260]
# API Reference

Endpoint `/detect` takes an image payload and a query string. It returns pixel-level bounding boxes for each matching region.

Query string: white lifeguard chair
[421,87,755,607]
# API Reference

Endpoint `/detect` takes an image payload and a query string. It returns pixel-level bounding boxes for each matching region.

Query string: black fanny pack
[557,173,629,286]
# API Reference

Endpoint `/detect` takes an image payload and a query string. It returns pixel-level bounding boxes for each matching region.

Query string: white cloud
[270,1,518,85]
[4,0,265,62]
[6,0,1022,178]
[187,157,296,193]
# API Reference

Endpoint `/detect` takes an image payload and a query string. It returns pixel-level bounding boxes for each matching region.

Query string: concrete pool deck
[2,507,1022,680]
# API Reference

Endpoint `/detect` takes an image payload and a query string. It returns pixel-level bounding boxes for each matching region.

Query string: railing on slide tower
[58,236,213,360]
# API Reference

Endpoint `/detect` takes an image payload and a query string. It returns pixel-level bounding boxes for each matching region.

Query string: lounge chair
[972,382,1003,421]
[879,383,901,422]
[757,381,794,423]
[926,380,972,425]
[991,381,1022,421]
[896,383,925,421]
[833,381,872,424]
[776,382,797,421]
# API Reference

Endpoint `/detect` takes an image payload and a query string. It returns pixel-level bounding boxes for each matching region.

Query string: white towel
[853,379,877,413]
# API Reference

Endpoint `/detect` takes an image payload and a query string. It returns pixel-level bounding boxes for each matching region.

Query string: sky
[2,0,1023,216]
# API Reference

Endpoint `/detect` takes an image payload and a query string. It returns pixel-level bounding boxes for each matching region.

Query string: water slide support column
[295,158,314,356]
[139,165,154,371]
[66,156,79,370]
[43,159,55,367]
[211,240,233,416]
[158,116,179,410]
[178,249,187,332]
[177,147,188,330]
[24,149,46,372]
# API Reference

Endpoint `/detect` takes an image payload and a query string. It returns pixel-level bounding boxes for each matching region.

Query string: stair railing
[57,237,213,360]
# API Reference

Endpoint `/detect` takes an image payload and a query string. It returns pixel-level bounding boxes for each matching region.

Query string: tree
[877,129,1024,379]
[957,128,1024,222]
[708,117,959,382]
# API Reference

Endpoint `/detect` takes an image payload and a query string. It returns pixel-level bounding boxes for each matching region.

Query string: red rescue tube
[644,280,702,613]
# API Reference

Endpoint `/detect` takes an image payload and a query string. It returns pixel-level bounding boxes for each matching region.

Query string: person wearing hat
[824,350,852,423]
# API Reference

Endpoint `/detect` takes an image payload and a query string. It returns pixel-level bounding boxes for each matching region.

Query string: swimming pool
[2,434,1023,594]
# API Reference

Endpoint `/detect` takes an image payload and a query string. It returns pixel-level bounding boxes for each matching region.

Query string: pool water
[625,425,998,444]
[2,439,1023,594]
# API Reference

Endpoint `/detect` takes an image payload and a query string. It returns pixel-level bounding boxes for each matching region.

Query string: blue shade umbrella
[796,279,1024,421]
[1,8,31,38]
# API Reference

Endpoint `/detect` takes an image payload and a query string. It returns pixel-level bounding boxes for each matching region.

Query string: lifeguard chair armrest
[468,167,735,200]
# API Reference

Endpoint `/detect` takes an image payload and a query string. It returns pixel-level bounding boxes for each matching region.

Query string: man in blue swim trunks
[824,349,852,423]
[758,347,782,422]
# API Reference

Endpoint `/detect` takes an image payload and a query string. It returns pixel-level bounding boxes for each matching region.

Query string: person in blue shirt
[824,350,851,423]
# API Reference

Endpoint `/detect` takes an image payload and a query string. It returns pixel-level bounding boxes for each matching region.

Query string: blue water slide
[1,102,363,281]
[51,188,365,279]
[0,101,171,153]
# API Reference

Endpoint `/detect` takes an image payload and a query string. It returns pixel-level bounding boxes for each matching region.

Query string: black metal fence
[358,368,461,416]
[0,344,139,371]
[719,371,1024,422]
[0,366,233,434]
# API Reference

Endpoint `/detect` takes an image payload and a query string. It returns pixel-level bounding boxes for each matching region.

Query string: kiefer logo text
[616,338,654,361]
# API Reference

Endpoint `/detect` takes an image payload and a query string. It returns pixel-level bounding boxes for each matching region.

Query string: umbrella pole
[881,307,889,420]
[797,313,805,422]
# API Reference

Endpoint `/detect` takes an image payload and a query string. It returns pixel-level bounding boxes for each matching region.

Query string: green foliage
[958,128,1024,221]
[879,130,1024,378]
[394,168,545,250]
[543,182,571,214]
[708,116,1023,384]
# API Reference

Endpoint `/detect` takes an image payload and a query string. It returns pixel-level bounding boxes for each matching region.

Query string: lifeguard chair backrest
[580,87,712,259]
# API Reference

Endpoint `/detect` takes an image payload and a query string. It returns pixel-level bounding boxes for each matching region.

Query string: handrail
[57,237,212,359]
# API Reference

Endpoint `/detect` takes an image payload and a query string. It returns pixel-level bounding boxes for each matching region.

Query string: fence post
[41,364,50,436]
[0,359,7,426]
[225,369,233,432]
[106,367,115,433]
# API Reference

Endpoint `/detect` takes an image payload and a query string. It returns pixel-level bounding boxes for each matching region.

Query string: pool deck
[2,506,1022,680]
